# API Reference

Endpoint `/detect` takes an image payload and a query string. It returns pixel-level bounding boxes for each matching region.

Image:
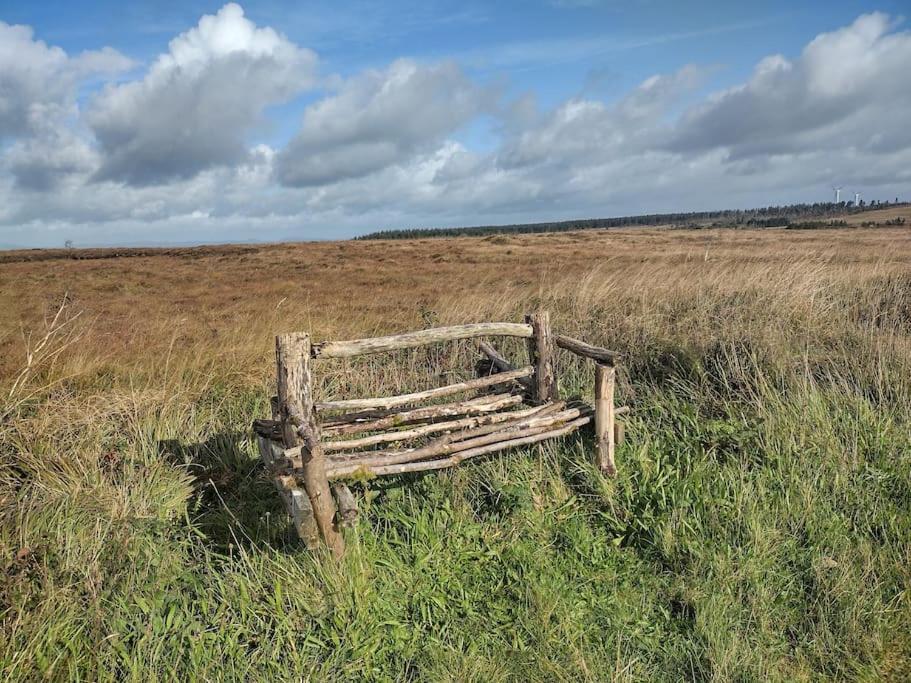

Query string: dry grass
[1,220,909,377]
[1,221,911,680]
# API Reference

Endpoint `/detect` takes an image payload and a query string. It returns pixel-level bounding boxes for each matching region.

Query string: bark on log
[477,340,534,391]
[320,402,555,453]
[325,402,574,471]
[555,335,620,366]
[276,333,344,558]
[321,393,525,436]
[269,401,625,443]
[320,391,510,427]
[270,395,280,420]
[314,365,533,413]
[329,415,592,479]
[594,363,616,476]
[312,322,534,359]
[332,483,358,529]
[526,311,558,404]
[252,419,283,440]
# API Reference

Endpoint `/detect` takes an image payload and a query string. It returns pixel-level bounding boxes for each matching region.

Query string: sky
[0,0,909,247]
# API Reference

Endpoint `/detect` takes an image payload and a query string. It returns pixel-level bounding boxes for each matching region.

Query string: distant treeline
[358,201,908,240]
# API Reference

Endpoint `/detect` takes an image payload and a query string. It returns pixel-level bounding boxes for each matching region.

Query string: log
[321,391,512,427]
[526,311,558,404]
[256,436,319,548]
[320,402,555,453]
[613,420,625,446]
[555,335,620,366]
[477,340,533,390]
[314,365,534,413]
[312,322,534,359]
[276,333,344,557]
[326,403,583,474]
[321,393,525,436]
[317,391,514,432]
[270,395,280,420]
[332,483,358,529]
[252,418,283,440]
[594,363,616,476]
[288,489,321,547]
[329,415,592,479]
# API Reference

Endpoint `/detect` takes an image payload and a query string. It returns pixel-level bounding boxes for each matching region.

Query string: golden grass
[1,221,909,382]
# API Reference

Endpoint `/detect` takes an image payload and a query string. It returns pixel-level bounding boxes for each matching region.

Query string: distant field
[2,224,911,680]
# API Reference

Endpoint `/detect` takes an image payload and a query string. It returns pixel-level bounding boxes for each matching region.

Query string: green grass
[2,270,911,681]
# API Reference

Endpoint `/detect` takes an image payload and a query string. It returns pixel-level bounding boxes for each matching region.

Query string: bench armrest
[554,334,619,365]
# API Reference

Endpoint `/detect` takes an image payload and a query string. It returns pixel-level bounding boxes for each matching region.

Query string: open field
[2,222,911,680]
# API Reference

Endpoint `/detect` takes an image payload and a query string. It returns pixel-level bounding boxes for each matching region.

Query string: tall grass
[1,247,910,680]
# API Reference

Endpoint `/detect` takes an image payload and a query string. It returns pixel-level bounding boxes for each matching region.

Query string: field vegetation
[2,217,911,680]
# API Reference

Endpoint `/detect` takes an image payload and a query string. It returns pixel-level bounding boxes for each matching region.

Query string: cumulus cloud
[6,130,98,191]
[1,8,911,246]
[88,3,316,186]
[275,59,496,187]
[669,12,911,158]
[0,21,131,140]
[498,66,704,170]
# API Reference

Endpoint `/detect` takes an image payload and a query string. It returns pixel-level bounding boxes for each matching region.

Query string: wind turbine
[833,186,843,203]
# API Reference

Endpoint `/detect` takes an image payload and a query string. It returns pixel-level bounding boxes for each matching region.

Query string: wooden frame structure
[252,311,625,556]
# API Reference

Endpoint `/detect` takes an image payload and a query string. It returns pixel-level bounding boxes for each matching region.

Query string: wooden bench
[252,310,625,557]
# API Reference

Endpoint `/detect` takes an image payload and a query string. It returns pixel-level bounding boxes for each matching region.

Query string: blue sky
[0,0,909,246]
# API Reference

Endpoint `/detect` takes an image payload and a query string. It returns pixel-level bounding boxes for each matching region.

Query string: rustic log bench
[252,311,625,556]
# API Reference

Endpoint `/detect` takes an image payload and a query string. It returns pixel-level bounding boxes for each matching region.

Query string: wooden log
[322,393,525,436]
[288,489,321,548]
[477,340,533,390]
[315,365,533,413]
[326,403,583,474]
[594,363,616,476]
[270,401,625,441]
[327,402,571,465]
[526,310,558,404]
[270,395,280,420]
[321,391,511,427]
[332,483,358,529]
[256,433,284,469]
[330,415,592,479]
[256,436,319,548]
[252,418,283,440]
[312,322,534,359]
[555,335,619,366]
[320,402,555,453]
[613,420,625,446]
[276,333,344,558]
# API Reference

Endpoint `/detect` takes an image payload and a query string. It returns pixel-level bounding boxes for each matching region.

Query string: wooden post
[526,310,558,404]
[613,421,625,446]
[332,484,358,528]
[594,363,616,476]
[276,333,344,558]
[255,436,320,548]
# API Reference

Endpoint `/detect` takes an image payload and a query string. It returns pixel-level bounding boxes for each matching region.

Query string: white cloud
[0,21,131,140]
[87,3,316,186]
[669,13,911,158]
[1,9,911,247]
[276,59,496,186]
[497,66,703,170]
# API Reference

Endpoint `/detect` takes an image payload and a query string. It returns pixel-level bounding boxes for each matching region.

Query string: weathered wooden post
[276,333,344,558]
[525,310,558,404]
[594,363,616,476]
